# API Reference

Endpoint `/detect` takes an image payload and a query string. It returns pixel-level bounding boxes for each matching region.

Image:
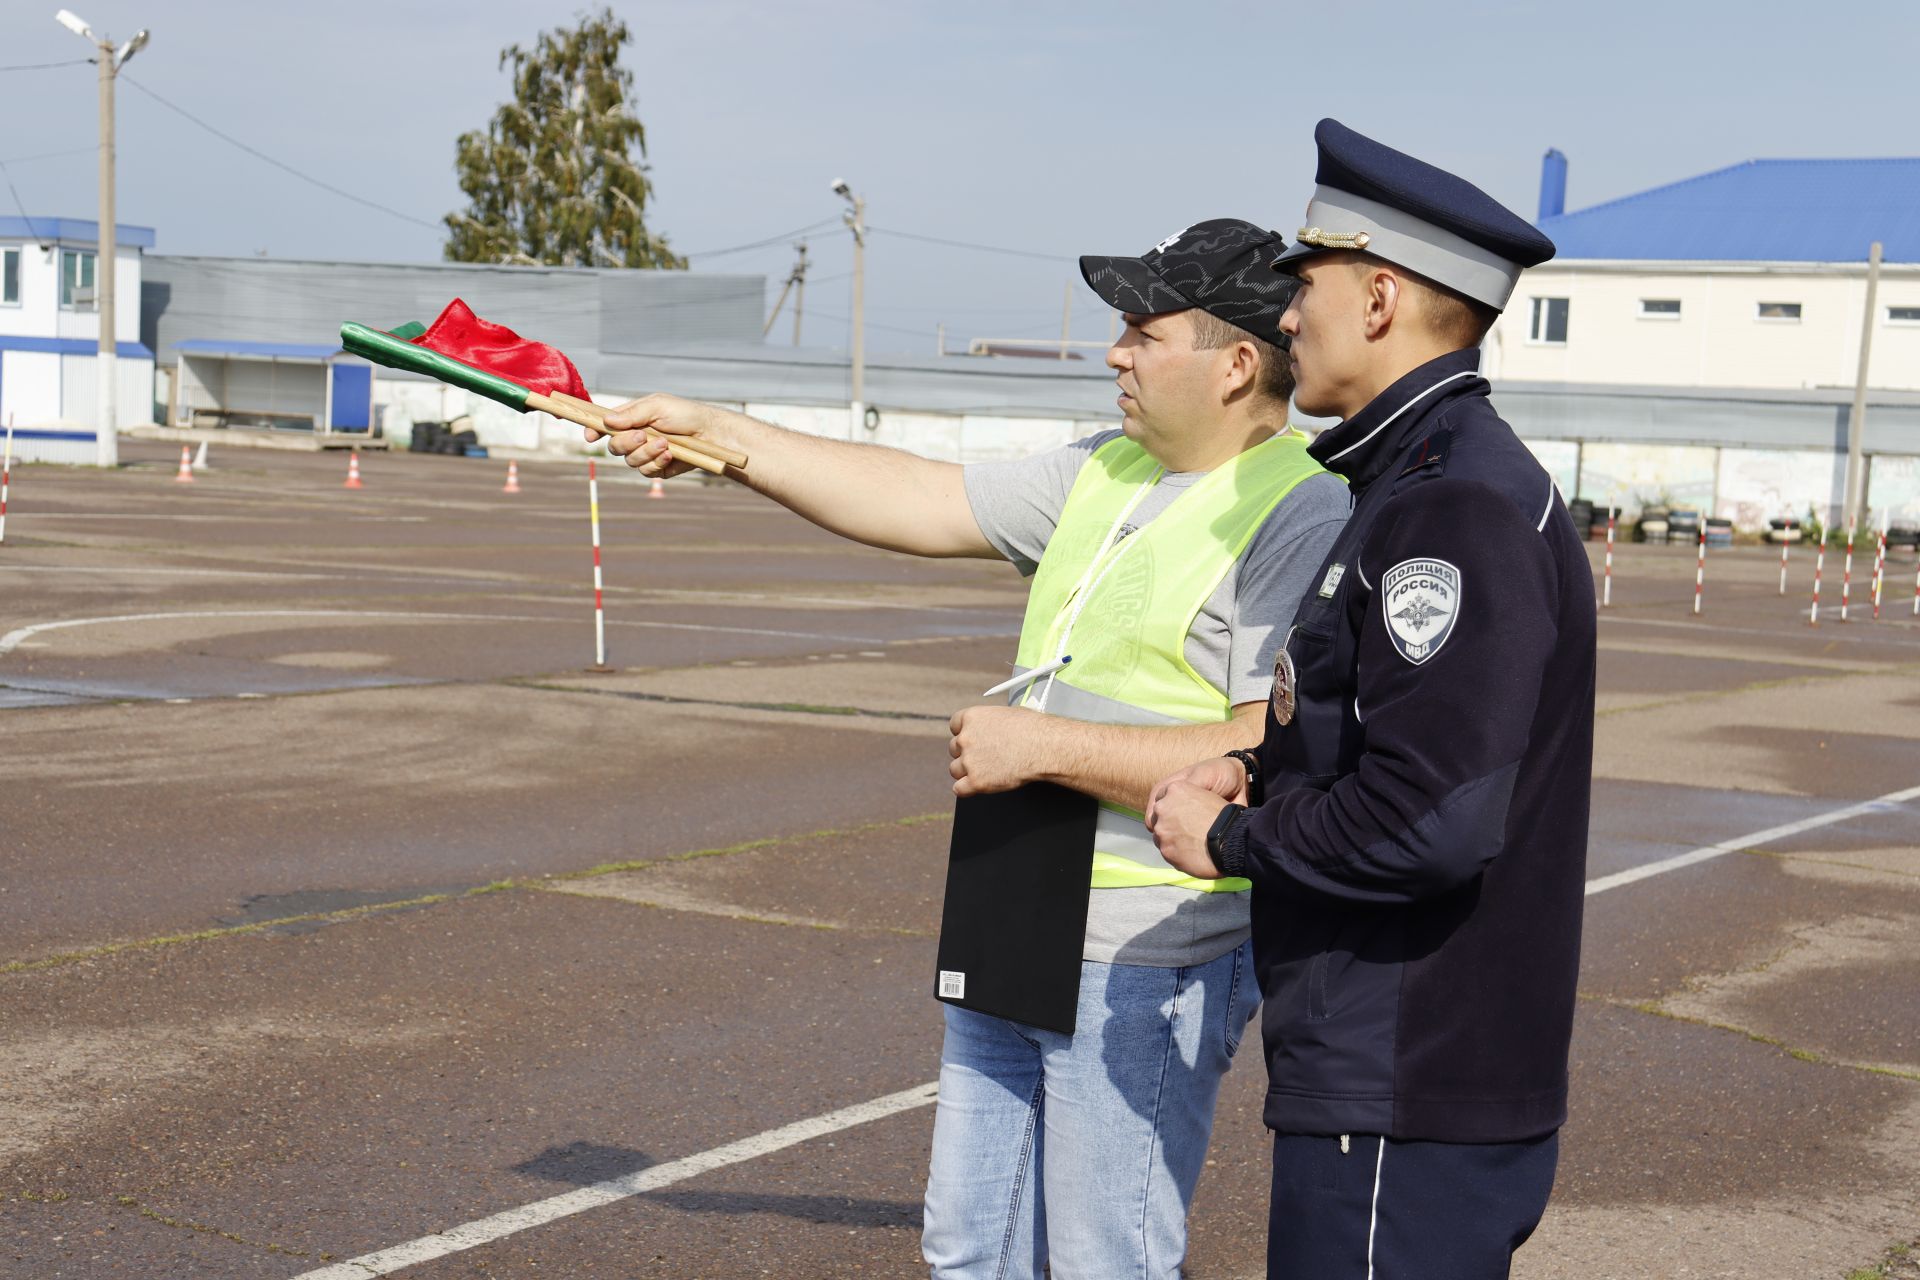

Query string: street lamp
[831,178,866,437]
[55,9,149,468]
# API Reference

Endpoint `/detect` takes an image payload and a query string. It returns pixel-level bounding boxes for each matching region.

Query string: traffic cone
[173,445,194,484]
[647,476,665,500]
[344,451,364,489]
[192,440,209,472]
[503,460,522,494]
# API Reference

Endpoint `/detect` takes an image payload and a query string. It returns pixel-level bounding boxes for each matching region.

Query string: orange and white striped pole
[1692,522,1707,615]
[0,414,13,545]
[1810,534,1826,625]
[1840,519,1856,622]
[1871,515,1887,620]
[588,459,608,669]
[1601,507,1615,608]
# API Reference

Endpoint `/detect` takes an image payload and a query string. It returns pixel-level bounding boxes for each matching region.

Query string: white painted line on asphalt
[288,1081,940,1279]
[0,610,891,657]
[1585,782,1920,897]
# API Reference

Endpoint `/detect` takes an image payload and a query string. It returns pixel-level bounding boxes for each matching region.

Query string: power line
[0,160,52,239]
[119,74,441,232]
[0,59,91,72]
[868,226,1071,262]
[682,217,842,259]
[0,145,96,165]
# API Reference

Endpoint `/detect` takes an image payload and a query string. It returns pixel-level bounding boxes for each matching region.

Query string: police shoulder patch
[1381,558,1461,665]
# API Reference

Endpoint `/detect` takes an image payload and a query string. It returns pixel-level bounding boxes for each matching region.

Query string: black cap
[1080,218,1297,348]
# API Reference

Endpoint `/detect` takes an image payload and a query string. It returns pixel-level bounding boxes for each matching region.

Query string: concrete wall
[1488,260,1920,392]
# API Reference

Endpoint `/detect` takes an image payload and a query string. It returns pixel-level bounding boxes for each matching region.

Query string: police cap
[1270,119,1556,312]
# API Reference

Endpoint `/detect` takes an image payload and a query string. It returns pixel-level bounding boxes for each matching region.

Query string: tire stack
[1667,508,1702,547]
[408,420,446,453]
[1766,518,1804,545]
[1638,505,1671,544]
[406,421,482,457]
[1567,497,1595,539]
[1888,525,1919,551]
[1705,517,1734,548]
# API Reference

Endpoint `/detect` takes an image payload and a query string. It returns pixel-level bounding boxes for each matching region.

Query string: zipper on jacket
[1340,1135,1350,1155]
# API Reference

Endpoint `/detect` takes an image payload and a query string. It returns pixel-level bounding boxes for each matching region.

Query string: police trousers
[1266,1130,1558,1279]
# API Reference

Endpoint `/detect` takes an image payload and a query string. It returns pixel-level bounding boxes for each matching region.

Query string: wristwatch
[1206,803,1249,880]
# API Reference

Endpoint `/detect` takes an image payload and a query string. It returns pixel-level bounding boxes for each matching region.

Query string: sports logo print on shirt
[1381,558,1461,665]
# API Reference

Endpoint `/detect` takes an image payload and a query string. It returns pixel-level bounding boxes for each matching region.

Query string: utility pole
[1060,280,1072,360]
[1844,241,1882,530]
[791,241,807,346]
[761,240,810,344]
[832,178,866,437]
[56,10,147,469]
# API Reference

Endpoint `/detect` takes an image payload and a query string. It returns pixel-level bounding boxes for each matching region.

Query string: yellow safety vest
[1012,430,1327,893]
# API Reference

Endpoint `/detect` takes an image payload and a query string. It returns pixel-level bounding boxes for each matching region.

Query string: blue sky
[3,0,1915,354]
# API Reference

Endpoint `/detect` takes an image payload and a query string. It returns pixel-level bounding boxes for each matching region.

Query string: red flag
[410,298,589,402]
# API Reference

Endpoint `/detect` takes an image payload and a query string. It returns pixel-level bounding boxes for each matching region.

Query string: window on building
[1,247,17,305]
[60,248,96,310]
[1529,296,1569,344]
[1888,305,1920,325]
[1639,298,1681,319]
[1755,301,1802,321]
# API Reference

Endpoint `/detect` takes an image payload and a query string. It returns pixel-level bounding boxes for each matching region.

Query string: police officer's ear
[1359,262,1404,341]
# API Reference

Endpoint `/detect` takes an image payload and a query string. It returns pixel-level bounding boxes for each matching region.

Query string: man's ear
[1362,267,1402,340]
[1222,340,1260,401]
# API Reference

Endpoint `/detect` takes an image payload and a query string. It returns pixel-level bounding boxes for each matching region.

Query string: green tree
[445,9,685,269]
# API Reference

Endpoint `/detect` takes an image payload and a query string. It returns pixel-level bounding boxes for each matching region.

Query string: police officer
[1145,120,1596,1278]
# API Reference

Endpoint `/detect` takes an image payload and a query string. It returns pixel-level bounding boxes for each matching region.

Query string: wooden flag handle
[544,392,749,471]
[526,392,730,475]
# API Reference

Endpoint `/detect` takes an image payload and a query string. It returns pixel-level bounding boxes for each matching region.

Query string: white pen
[981,655,1072,699]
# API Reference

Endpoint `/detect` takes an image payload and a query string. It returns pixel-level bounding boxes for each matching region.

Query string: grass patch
[551,811,948,881]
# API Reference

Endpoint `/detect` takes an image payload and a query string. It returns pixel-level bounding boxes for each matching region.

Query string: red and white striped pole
[588,459,609,669]
[1601,507,1615,608]
[1778,515,1791,595]
[1810,534,1826,625]
[1912,548,1919,618]
[1692,522,1707,615]
[1871,515,1887,620]
[1840,519,1856,622]
[0,414,13,546]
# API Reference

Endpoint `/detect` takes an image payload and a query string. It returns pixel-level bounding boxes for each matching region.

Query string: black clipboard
[933,782,1098,1035]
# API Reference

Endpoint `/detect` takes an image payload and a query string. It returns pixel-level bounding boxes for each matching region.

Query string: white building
[1484,154,1920,525]
[0,215,155,462]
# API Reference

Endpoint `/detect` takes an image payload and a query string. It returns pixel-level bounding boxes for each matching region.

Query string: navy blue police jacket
[1224,347,1596,1145]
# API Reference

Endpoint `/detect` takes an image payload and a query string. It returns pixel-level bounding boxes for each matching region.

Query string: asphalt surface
[2,439,1917,1278]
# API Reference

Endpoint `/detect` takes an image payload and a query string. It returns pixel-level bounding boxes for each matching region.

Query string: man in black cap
[599,218,1349,1278]
[1146,121,1595,1278]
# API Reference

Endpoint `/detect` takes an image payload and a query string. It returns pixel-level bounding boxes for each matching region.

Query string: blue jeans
[921,942,1259,1280]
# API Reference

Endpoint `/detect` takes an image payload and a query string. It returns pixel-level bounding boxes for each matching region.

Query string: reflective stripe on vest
[1012,431,1328,892]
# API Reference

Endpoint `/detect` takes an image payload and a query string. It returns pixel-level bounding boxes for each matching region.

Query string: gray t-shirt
[964,430,1349,967]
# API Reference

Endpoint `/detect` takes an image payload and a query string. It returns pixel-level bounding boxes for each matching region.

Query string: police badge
[1270,635,1298,725]
[1381,558,1461,665]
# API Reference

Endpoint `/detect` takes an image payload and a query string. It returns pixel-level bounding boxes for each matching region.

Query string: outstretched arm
[598,394,998,559]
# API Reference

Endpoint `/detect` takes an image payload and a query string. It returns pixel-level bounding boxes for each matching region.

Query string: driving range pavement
[2,439,1916,1278]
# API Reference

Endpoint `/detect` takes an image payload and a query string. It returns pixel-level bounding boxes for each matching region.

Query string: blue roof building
[1534,154,1920,264]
